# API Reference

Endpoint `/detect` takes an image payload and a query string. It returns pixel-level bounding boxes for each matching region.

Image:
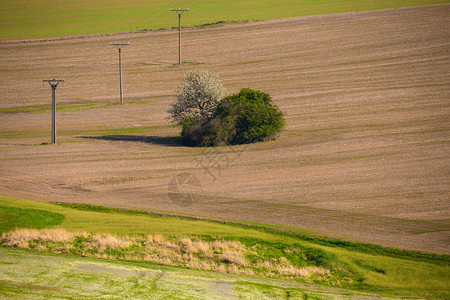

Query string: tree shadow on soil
[79,135,185,147]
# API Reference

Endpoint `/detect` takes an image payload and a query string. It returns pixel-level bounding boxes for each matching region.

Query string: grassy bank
[1,0,448,41]
[0,247,395,299]
[0,196,449,298]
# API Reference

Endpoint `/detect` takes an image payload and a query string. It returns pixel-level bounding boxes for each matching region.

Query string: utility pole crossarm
[170,8,189,13]
[110,42,130,47]
[43,78,65,88]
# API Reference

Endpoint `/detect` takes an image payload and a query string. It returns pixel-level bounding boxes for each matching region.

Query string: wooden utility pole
[171,8,189,65]
[43,79,65,144]
[110,42,130,103]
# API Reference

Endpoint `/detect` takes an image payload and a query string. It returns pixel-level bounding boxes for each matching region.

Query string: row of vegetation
[1,228,338,283]
[56,203,449,265]
[168,69,284,146]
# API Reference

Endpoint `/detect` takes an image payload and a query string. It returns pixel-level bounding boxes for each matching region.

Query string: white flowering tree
[168,69,227,125]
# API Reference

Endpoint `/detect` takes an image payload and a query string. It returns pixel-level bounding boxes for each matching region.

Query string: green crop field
[0,196,449,298]
[0,0,448,41]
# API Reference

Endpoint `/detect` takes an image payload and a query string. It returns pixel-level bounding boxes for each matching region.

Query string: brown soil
[0,5,449,253]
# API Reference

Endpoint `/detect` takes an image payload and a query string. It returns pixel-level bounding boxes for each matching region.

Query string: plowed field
[1,5,449,253]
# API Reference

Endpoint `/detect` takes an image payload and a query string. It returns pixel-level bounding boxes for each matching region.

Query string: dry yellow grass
[1,228,74,248]
[179,237,193,248]
[215,264,227,273]
[276,265,329,278]
[219,250,248,266]
[192,240,211,256]
[1,229,40,248]
[93,233,131,250]
[146,234,154,243]
[1,228,330,278]
[276,257,330,277]
[152,234,164,244]
[40,228,75,242]
[212,240,244,252]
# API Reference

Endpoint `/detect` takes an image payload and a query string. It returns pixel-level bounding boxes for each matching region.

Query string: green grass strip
[0,100,152,114]
[57,202,449,266]
[0,206,64,234]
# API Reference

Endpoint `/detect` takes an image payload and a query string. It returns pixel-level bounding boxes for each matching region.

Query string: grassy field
[0,248,401,299]
[0,0,449,41]
[1,196,449,298]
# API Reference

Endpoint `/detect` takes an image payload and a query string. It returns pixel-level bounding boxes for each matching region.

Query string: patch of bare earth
[0,5,449,253]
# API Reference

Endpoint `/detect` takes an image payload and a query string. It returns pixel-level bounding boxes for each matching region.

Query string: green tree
[182,88,284,146]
